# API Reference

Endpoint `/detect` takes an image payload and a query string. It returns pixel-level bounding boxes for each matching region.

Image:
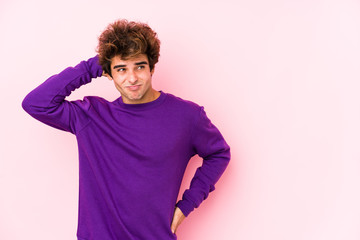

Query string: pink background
[1,0,360,239]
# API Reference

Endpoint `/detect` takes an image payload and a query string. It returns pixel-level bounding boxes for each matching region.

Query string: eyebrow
[135,61,148,66]
[113,61,148,69]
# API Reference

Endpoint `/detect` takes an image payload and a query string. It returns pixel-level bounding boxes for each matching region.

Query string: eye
[117,68,126,72]
[137,65,145,70]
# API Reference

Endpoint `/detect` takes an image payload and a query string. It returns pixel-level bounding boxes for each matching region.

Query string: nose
[128,70,138,84]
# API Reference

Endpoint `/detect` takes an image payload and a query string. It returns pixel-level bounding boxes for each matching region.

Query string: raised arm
[22,55,103,134]
[176,107,231,217]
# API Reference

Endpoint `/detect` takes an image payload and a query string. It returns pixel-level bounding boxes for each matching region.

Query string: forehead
[111,54,149,66]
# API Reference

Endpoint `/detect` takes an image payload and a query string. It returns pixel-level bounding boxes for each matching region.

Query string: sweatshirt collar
[116,90,166,110]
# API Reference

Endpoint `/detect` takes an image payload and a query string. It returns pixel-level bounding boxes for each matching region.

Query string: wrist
[176,200,193,217]
[86,55,103,78]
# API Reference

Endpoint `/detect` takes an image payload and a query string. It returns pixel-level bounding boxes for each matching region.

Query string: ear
[150,68,155,76]
[102,71,113,81]
[106,74,113,81]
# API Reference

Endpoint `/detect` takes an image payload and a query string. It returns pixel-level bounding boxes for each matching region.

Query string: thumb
[170,216,177,233]
[171,207,186,234]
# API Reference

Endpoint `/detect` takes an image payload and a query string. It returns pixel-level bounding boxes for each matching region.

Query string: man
[22,19,230,240]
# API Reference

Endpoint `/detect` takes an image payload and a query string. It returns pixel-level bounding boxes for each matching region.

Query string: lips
[126,85,141,91]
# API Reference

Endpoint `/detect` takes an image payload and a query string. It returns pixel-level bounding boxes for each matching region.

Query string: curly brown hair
[96,19,161,77]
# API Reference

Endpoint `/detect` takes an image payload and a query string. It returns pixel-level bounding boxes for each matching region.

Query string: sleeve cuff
[176,200,195,217]
[86,55,103,78]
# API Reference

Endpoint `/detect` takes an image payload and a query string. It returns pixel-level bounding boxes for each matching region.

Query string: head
[96,19,161,104]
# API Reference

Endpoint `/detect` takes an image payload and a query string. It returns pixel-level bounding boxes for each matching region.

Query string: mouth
[126,84,141,91]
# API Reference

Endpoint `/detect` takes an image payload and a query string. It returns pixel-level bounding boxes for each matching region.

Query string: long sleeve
[176,106,231,217]
[22,55,103,134]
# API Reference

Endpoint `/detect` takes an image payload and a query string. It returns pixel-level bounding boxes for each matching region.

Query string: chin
[128,93,144,101]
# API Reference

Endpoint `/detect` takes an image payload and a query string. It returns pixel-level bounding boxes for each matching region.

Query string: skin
[103,53,186,233]
[104,54,160,104]
[171,207,186,234]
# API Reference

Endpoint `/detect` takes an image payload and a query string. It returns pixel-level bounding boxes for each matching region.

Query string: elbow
[21,91,42,116]
[223,142,231,164]
[22,93,33,114]
[207,142,231,165]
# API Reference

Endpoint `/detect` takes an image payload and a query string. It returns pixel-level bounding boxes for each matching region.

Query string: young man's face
[107,54,156,104]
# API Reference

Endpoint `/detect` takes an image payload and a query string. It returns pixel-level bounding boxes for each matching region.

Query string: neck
[146,89,161,103]
[123,88,161,104]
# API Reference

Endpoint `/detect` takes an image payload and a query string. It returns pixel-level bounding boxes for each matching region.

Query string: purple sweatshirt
[22,56,230,240]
